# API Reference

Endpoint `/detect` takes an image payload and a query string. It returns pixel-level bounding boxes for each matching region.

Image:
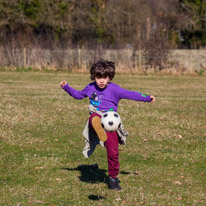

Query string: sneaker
[92,116,107,142]
[108,177,122,190]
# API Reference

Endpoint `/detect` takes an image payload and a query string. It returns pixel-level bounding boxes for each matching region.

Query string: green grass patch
[0,72,206,205]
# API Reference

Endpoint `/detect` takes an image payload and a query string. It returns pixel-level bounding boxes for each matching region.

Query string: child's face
[95,76,110,89]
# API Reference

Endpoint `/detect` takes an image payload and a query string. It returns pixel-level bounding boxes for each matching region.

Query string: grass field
[0,71,206,205]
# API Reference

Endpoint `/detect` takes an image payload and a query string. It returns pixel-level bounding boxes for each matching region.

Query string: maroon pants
[89,113,119,178]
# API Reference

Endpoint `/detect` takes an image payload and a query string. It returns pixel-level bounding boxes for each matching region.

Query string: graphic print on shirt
[90,92,103,107]
[140,93,147,97]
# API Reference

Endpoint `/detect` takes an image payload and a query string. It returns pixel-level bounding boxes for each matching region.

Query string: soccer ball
[101,111,121,132]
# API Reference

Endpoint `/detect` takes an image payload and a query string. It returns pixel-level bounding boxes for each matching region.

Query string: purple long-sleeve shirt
[62,82,151,111]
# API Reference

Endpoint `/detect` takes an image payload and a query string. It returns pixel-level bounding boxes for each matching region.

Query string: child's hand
[60,80,67,87]
[150,95,156,103]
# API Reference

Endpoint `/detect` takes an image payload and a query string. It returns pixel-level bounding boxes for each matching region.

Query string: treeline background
[0,0,206,71]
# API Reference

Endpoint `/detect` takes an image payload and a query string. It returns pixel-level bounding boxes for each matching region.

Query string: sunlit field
[0,71,206,205]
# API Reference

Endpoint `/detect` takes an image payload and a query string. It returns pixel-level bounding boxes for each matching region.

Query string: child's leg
[89,113,121,189]
[89,113,120,177]
[89,113,101,127]
[105,131,119,178]
[89,113,107,141]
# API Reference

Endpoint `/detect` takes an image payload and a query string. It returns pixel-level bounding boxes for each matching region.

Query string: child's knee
[89,113,101,127]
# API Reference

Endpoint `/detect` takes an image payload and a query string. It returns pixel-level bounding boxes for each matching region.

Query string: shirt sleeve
[62,84,89,100]
[116,85,151,102]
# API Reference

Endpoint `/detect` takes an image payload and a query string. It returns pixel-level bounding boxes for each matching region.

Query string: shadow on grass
[61,164,108,201]
[61,165,138,184]
[61,165,138,201]
[120,171,139,175]
[61,164,108,184]
[88,194,106,201]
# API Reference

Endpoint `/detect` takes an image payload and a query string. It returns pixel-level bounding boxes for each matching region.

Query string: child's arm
[60,80,67,87]
[150,95,156,103]
[116,85,155,103]
[60,80,88,100]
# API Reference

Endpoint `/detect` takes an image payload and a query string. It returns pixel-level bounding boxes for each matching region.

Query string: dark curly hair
[90,59,115,81]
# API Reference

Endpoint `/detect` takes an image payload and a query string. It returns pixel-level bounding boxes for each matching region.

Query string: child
[60,59,155,190]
